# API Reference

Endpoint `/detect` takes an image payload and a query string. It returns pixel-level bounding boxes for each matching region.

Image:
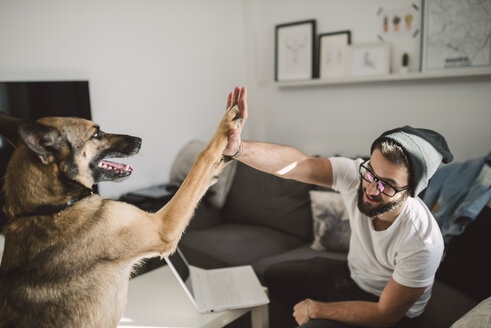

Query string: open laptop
[164,248,269,313]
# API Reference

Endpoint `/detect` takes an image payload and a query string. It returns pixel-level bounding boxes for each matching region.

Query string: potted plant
[393,16,401,31]
[401,53,409,73]
[405,14,413,30]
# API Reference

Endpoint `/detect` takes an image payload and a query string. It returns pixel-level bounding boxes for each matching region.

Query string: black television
[0,81,93,230]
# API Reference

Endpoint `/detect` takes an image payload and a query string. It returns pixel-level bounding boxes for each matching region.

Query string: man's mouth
[97,159,133,177]
[364,192,380,204]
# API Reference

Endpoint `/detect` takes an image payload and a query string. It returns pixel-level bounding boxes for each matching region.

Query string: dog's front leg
[153,106,240,253]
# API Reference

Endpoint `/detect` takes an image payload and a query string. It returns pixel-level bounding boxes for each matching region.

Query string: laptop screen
[166,249,195,296]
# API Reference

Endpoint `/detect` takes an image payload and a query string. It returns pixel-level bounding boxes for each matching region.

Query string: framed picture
[422,0,491,72]
[376,2,422,73]
[318,30,351,79]
[349,42,391,76]
[275,20,316,81]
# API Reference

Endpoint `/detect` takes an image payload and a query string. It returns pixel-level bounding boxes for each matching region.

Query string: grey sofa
[179,160,345,280]
[123,140,489,327]
[175,160,487,327]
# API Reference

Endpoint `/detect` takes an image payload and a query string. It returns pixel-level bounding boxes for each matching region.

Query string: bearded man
[223,87,452,328]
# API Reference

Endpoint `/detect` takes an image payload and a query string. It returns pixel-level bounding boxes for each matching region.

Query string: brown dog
[0,106,239,327]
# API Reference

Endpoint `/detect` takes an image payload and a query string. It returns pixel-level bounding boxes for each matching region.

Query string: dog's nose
[132,137,142,152]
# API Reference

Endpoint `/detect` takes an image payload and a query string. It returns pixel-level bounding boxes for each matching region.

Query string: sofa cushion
[397,280,478,328]
[169,140,237,208]
[253,244,347,283]
[436,206,491,302]
[309,190,351,252]
[222,162,313,241]
[179,223,305,269]
[186,201,222,230]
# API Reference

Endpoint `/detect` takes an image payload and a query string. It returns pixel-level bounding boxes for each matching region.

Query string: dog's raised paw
[224,105,241,131]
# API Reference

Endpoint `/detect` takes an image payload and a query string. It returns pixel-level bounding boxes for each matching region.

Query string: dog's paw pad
[228,118,241,131]
[226,105,240,120]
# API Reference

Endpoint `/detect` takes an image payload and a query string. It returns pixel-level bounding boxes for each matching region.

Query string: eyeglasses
[359,160,409,197]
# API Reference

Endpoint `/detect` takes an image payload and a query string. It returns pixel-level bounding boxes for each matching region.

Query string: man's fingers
[226,86,242,111]
[233,86,240,106]
[240,86,247,101]
[226,92,233,110]
[238,87,248,118]
[239,98,248,119]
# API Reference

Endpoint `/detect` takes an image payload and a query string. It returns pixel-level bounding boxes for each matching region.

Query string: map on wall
[422,0,491,71]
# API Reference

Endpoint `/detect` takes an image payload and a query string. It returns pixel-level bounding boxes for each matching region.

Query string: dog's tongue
[100,160,133,171]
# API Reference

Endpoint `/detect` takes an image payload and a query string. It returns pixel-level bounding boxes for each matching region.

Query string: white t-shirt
[330,157,444,318]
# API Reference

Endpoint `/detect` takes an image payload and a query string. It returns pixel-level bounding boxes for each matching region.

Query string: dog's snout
[112,134,142,155]
[131,137,142,153]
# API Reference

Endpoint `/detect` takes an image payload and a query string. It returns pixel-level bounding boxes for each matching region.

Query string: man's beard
[357,180,408,218]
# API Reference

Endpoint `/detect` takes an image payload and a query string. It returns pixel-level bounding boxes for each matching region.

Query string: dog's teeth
[124,165,130,171]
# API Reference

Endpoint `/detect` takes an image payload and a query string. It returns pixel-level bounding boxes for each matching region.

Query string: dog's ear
[0,112,23,147]
[19,121,65,164]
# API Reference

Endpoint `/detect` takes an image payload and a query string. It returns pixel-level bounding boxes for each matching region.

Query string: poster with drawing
[376,2,422,73]
[275,20,316,81]
[319,31,351,79]
[349,43,391,76]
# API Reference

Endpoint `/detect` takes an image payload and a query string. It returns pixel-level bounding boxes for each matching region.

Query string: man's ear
[0,112,22,147]
[19,121,65,164]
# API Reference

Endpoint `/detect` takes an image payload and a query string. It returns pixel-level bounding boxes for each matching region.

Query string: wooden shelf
[276,67,491,88]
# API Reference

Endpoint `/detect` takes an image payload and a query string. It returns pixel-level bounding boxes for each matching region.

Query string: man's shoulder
[329,157,364,171]
[399,197,444,250]
[330,157,365,193]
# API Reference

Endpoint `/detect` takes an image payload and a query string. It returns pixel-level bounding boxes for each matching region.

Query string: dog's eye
[92,130,103,140]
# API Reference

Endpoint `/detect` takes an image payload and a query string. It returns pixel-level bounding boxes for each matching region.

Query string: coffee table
[118,265,269,328]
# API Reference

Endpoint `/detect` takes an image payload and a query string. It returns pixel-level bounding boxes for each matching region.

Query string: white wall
[0,0,248,198]
[246,0,491,162]
[0,0,489,199]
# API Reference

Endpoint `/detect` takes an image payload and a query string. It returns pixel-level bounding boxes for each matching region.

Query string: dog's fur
[0,107,239,327]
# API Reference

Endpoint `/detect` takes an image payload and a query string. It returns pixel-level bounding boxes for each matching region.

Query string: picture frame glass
[422,0,491,71]
[376,1,422,73]
[320,33,350,78]
[350,44,390,76]
[276,22,314,81]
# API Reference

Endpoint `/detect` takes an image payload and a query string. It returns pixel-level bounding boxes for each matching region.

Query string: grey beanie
[371,126,453,197]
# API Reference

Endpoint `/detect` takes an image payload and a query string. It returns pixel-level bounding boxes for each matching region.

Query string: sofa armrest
[451,296,491,328]
[404,280,478,328]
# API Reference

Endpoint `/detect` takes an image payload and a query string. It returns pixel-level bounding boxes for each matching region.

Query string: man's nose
[366,181,381,196]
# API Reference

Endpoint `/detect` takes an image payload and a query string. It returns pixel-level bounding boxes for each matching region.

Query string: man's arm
[294,278,426,327]
[223,86,333,188]
[238,141,333,187]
